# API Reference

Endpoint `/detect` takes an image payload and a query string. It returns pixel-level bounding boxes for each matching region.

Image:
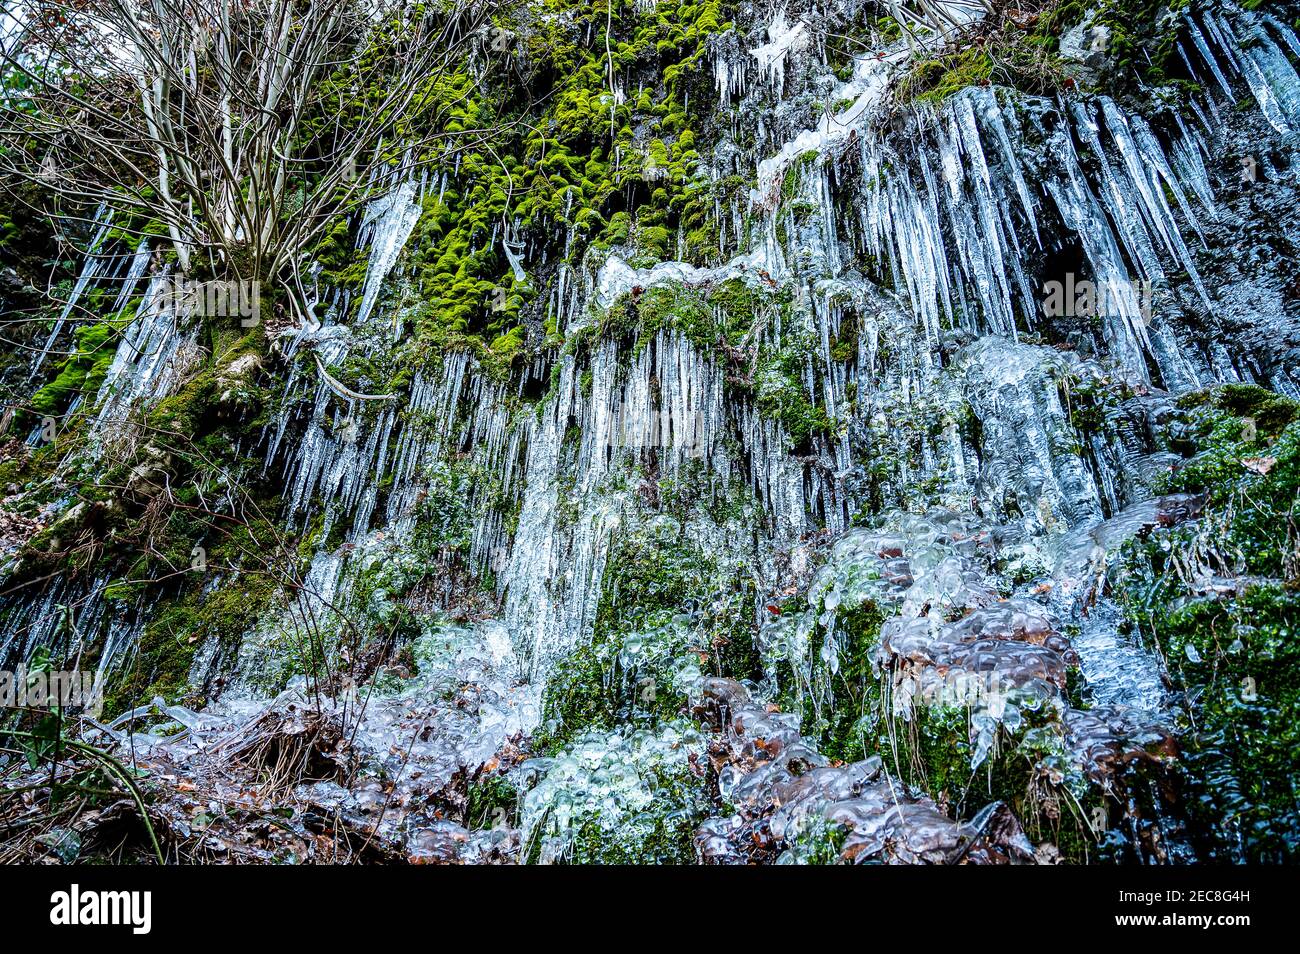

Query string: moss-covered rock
[1117,387,1300,861]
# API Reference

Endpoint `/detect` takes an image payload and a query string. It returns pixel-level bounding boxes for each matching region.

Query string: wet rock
[1062,706,1176,783]
[694,684,1036,865]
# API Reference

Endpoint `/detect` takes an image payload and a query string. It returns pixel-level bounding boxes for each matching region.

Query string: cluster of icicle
[1182,4,1300,136]
[857,85,1217,382]
[707,3,1296,390]
[2,231,196,678]
[0,572,148,699]
[263,308,739,674]
[564,1,1300,563]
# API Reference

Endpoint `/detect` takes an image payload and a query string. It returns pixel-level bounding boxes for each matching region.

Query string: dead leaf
[1242,456,1276,475]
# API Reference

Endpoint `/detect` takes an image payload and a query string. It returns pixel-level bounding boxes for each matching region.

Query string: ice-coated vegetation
[1,0,1299,865]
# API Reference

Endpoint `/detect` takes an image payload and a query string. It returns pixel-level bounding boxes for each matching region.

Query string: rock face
[1,0,1299,864]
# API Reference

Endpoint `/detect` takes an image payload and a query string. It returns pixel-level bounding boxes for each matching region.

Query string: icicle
[354,179,422,327]
[33,203,112,372]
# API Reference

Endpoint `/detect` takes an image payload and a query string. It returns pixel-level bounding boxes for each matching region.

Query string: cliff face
[2,0,1300,864]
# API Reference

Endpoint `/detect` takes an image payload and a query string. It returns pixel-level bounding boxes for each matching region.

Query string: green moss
[1116,386,1300,861]
[1062,371,1129,435]
[537,637,624,751]
[104,570,277,715]
[1157,397,1300,577]
[808,601,888,763]
[891,0,1192,107]
[538,497,762,755]
[567,764,704,864]
[1122,582,1300,861]
[379,0,734,366]
[1201,383,1298,438]
[753,347,835,447]
[465,774,519,831]
[906,49,998,105]
[877,692,1096,860]
[27,316,126,421]
[894,18,1068,106]
[782,150,819,199]
[780,814,851,864]
[1086,0,1191,88]
[539,530,714,751]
